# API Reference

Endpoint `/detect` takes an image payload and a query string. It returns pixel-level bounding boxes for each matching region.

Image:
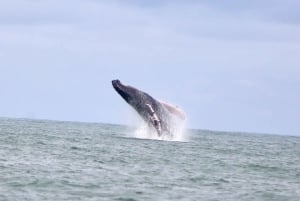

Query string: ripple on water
[0,118,300,201]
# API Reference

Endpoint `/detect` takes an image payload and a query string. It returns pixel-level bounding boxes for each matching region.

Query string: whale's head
[112,79,139,104]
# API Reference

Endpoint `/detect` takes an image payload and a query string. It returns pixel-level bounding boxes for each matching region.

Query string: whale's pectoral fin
[145,104,162,136]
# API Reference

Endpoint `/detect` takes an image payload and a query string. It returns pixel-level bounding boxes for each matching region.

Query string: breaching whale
[112,79,185,137]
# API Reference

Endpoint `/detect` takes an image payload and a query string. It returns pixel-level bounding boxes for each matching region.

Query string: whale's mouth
[112,79,131,103]
[112,79,124,92]
[112,79,121,89]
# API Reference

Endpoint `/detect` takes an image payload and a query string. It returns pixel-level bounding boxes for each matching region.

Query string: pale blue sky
[1,0,300,135]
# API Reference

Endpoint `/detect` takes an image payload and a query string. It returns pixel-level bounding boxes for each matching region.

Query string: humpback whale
[112,79,185,137]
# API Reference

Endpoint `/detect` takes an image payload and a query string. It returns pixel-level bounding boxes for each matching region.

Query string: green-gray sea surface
[0,118,299,201]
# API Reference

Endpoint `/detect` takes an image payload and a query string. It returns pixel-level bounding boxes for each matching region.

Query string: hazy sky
[1,0,300,135]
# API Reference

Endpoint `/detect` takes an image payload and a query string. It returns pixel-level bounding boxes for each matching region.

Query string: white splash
[125,108,189,142]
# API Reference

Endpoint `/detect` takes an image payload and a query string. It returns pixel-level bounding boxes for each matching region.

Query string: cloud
[119,0,300,25]
[200,0,300,25]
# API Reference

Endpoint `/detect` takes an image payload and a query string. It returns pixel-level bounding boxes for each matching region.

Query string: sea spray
[126,109,189,141]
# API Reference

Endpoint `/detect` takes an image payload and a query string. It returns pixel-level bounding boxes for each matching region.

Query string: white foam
[126,109,189,142]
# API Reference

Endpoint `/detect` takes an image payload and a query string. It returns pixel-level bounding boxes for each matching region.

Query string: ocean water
[0,118,299,201]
